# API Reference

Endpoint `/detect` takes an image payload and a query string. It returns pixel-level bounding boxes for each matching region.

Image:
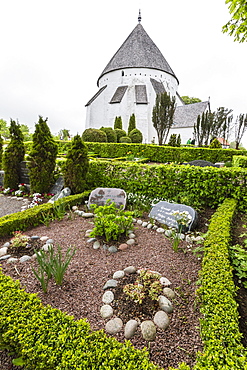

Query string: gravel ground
[0,195,29,217]
[0,200,204,370]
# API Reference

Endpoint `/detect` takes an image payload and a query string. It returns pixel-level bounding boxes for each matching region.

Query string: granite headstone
[49,176,64,195]
[149,201,197,231]
[48,187,71,203]
[88,188,127,209]
[18,161,30,184]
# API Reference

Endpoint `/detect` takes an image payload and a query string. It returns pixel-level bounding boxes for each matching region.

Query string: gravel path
[0,195,29,218]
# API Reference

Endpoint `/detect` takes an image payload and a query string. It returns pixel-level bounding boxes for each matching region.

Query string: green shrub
[0,134,3,169]
[28,116,58,194]
[3,119,25,190]
[90,201,134,242]
[114,116,123,129]
[120,136,132,143]
[232,155,247,168]
[129,128,143,143]
[114,128,127,143]
[195,198,247,369]
[63,134,89,194]
[128,113,136,135]
[100,127,117,142]
[82,128,107,142]
[209,138,222,148]
[168,134,177,147]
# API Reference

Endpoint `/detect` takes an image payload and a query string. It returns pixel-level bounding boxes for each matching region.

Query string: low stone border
[100,266,176,341]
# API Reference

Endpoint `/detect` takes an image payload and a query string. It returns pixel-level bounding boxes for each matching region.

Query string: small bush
[209,138,222,148]
[82,128,107,142]
[120,136,132,143]
[129,128,143,143]
[114,128,127,142]
[100,127,117,142]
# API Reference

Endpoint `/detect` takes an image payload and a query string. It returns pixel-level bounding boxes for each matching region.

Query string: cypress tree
[28,116,58,194]
[114,116,123,129]
[3,119,25,189]
[63,134,89,194]
[128,114,136,135]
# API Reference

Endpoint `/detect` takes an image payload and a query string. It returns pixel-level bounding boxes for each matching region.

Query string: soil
[0,204,246,370]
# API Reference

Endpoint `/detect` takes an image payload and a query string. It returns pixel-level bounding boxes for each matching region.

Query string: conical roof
[97,23,178,85]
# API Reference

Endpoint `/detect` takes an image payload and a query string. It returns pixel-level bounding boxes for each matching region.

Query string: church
[85,12,210,144]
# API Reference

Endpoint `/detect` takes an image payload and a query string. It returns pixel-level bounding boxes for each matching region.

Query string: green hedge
[85,161,247,211]
[0,191,91,237]
[24,141,247,163]
[194,199,247,369]
[0,271,159,370]
[232,155,247,168]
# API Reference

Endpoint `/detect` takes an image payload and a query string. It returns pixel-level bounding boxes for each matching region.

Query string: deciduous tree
[235,113,247,149]
[181,96,202,105]
[152,92,176,145]
[223,0,247,42]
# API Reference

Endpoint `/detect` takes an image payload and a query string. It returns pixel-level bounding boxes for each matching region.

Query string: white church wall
[168,126,194,144]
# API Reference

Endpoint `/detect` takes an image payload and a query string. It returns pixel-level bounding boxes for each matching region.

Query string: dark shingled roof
[173,101,210,128]
[97,24,178,86]
[150,78,166,94]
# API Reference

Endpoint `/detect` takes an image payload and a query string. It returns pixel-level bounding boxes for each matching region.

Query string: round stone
[0,247,8,257]
[160,277,172,286]
[6,257,18,264]
[100,304,113,319]
[87,238,97,243]
[103,279,118,290]
[128,233,135,239]
[113,270,125,279]
[147,223,153,229]
[136,220,143,225]
[31,235,39,240]
[46,239,54,244]
[72,206,78,211]
[42,244,50,252]
[102,291,114,304]
[165,229,173,237]
[142,222,148,227]
[40,236,49,242]
[20,255,32,263]
[124,319,138,339]
[163,287,176,299]
[140,320,156,341]
[156,227,165,233]
[124,266,136,274]
[85,229,93,237]
[153,311,170,330]
[185,235,193,243]
[93,241,101,250]
[126,239,135,246]
[81,213,94,218]
[118,243,128,250]
[3,242,10,248]
[108,246,118,253]
[152,225,158,230]
[158,295,173,313]
[105,317,123,334]
[0,254,11,261]
[102,244,108,251]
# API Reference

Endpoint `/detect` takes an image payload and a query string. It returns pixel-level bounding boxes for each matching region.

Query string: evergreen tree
[63,135,89,194]
[3,119,25,189]
[176,134,181,147]
[114,116,123,129]
[28,116,58,194]
[152,92,176,145]
[168,134,177,147]
[128,114,136,135]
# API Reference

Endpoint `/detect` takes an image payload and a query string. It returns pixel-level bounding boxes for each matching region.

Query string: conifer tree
[63,134,89,194]
[0,135,3,169]
[28,116,58,194]
[128,114,136,135]
[3,119,25,189]
[114,116,123,130]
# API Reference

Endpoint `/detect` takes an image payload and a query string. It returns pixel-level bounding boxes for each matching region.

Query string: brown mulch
[0,210,206,370]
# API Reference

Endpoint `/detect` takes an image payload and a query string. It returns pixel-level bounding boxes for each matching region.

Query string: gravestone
[149,201,197,231]
[48,187,71,203]
[49,176,64,195]
[88,188,127,209]
[187,160,217,167]
[18,161,30,184]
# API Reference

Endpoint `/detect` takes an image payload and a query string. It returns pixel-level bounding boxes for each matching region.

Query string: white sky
[0,0,246,144]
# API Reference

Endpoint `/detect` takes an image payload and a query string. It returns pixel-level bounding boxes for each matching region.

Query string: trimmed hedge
[0,191,91,237]
[85,161,247,211]
[0,270,160,370]
[194,199,247,369]
[232,155,247,168]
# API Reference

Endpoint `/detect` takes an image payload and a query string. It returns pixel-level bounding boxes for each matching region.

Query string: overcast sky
[0,0,246,144]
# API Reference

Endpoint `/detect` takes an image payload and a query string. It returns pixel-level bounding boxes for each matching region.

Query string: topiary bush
[114,128,127,143]
[128,113,136,135]
[28,116,58,194]
[114,116,123,129]
[129,128,143,143]
[100,127,117,142]
[168,134,177,147]
[3,119,25,190]
[209,138,222,149]
[119,136,132,143]
[82,128,107,142]
[63,134,89,194]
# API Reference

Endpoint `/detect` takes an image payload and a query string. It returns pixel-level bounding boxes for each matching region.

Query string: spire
[138,9,141,23]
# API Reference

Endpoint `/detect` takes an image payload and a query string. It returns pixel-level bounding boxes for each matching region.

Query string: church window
[135,85,148,104]
[122,70,124,76]
[110,86,128,103]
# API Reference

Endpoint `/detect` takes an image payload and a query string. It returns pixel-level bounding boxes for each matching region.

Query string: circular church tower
[85,13,180,143]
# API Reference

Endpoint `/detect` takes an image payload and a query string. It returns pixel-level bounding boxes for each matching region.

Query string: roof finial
[138,9,141,23]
